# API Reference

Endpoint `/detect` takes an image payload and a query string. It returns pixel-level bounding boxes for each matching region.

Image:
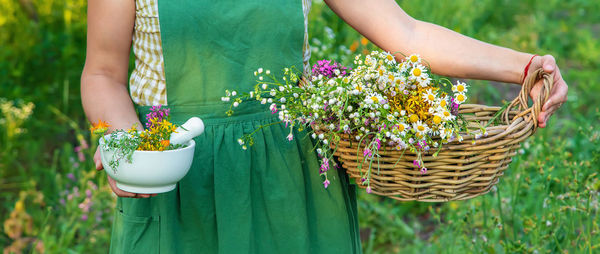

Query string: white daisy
[452,81,468,93]
[406,54,421,64]
[413,121,429,136]
[455,93,467,104]
[422,89,437,105]
[441,109,455,121]
[383,52,396,64]
[396,122,409,136]
[437,95,449,108]
[410,65,429,82]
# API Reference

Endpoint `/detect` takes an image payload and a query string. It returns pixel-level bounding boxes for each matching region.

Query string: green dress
[109,0,361,253]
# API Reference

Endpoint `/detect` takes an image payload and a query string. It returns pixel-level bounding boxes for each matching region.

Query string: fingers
[94,147,104,171]
[538,97,563,128]
[540,55,556,73]
[542,79,568,112]
[106,175,156,198]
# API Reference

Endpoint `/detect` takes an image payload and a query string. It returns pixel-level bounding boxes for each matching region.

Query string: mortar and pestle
[100,117,205,194]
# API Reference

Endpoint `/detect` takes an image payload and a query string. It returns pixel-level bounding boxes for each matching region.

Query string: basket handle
[503,68,554,131]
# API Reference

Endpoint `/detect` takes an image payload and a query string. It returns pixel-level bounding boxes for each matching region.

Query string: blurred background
[1,0,598,253]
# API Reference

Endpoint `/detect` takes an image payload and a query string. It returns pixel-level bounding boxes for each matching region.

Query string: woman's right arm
[81,0,152,198]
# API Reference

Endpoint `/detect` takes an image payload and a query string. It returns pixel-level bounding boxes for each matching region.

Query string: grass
[1,0,599,253]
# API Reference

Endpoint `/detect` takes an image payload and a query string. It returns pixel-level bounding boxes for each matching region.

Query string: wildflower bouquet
[91,105,182,172]
[224,51,470,188]
[224,50,551,201]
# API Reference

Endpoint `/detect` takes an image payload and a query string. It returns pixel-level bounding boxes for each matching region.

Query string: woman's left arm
[325,0,568,128]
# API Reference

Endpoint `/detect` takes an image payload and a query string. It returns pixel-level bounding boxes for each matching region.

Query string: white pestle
[169,117,205,146]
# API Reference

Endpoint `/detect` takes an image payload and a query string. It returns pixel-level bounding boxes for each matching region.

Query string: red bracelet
[522,54,538,84]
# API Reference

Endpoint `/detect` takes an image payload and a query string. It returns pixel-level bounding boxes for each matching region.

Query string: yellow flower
[433,115,442,125]
[409,114,419,123]
[360,37,369,45]
[90,120,110,135]
[397,124,405,132]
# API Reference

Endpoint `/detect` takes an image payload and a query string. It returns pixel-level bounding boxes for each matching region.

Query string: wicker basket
[331,69,553,202]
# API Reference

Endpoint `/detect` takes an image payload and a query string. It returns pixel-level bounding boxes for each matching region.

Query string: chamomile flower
[407,54,421,64]
[418,77,432,87]
[422,89,437,105]
[437,95,449,108]
[413,121,429,136]
[396,122,409,136]
[439,127,452,139]
[455,93,467,104]
[410,65,428,81]
[452,81,468,93]
[383,52,396,64]
[441,109,455,121]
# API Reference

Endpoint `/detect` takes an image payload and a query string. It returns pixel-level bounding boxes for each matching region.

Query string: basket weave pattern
[332,69,553,202]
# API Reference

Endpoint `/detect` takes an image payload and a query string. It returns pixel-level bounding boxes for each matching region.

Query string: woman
[81,0,568,253]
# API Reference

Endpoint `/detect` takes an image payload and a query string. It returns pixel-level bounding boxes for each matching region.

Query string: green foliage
[1,0,599,253]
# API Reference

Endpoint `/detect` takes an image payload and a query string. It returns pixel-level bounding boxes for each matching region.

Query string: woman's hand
[94,147,156,198]
[526,55,569,128]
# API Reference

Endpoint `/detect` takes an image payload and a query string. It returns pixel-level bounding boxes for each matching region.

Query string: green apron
[110,0,361,253]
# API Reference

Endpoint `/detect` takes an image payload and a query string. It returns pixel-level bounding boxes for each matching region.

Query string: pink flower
[311,60,350,78]
[146,105,170,128]
[366,186,372,194]
[320,159,330,173]
[363,148,372,157]
[286,133,294,141]
[323,179,331,188]
[413,160,420,167]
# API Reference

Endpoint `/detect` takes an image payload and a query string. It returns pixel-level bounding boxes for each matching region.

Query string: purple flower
[311,60,351,79]
[420,167,428,174]
[363,148,372,158]
[375,138,381,150]
[146,105,170,128]
[449,98,459,116]
[413,160,420,167]
[320,159,330,173]
[67,173,75,181]
[366,186,372,194]
[81,214,88,221]
[86,189,92,198]
[323,179,331,189]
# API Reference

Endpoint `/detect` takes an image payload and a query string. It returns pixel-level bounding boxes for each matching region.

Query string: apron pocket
[110,210,160,254]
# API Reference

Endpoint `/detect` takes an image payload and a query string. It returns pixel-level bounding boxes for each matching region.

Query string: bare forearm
[81,73,141,132]
[406,21,531,83]
[82,0,138,132]
[325,0,532,84]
